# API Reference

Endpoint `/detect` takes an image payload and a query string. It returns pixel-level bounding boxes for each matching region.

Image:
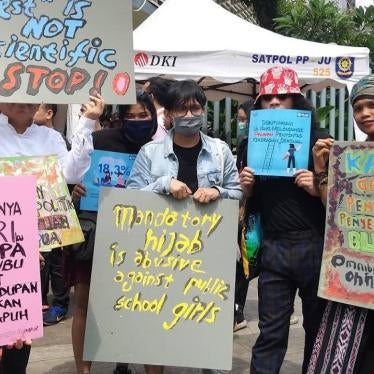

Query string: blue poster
[80,150,136,211]
[247,109,312,177]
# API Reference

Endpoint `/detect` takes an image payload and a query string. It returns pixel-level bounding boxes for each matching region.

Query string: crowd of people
[0,66,373,374]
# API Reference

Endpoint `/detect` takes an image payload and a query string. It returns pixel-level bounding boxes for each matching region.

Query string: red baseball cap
[255,67,303,103]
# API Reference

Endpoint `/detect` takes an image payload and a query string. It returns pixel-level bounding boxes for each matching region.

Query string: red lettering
[46,69,67,94]
[65,67,90,95]
[0,62,24,96]
[26,65,50,95]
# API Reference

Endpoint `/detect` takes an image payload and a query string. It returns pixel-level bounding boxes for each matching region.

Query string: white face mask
[173,114,203,136]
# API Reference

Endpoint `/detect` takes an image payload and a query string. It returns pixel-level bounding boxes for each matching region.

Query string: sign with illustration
[0,176,43,345]
[318,142,374,310]
[0,0,135,104]
[80,150,136,211]
[84,189,239,370]
[247,109,312,177]
[0,155,84,252]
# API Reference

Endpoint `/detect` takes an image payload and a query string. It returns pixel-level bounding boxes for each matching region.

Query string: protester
[127,79,242,374]
[307,74,374,374]
[236,99,254,148]
[234,99,255,332]
[239,66,329,374]
[143,77,172,139]
[69,91,158,374]
[33,103,72,325]
[0,95,104,374]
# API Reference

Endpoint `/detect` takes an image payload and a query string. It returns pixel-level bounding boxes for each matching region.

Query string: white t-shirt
[0,113,95,184]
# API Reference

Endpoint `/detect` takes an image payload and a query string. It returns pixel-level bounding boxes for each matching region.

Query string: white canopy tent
[133,0,370,102]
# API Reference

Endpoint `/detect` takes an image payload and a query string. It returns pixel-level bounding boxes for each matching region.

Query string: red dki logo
[134,52,149,67]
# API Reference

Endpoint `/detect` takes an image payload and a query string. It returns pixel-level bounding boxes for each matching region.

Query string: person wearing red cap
[240,66,330,374]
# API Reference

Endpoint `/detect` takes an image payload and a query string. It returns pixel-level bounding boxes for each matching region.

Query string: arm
[127,147,173,194]
[58,95,105,184]
[213,142,243,200]
[312,138,334,206]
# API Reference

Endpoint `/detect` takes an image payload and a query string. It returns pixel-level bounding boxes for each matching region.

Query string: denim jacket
[127,130,242,200]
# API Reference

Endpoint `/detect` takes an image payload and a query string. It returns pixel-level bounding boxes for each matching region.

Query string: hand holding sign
[294,169,319,197]
[312,138,335,173]
[82,93,105,120]
[170,179,192,199]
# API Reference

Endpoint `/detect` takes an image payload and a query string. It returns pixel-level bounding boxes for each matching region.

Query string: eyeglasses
[261,94,290,102]
[173,103,203,117]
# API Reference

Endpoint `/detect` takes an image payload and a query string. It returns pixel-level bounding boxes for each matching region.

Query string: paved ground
[28,280,305,374]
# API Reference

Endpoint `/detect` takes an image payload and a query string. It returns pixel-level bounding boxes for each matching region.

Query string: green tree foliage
[274,0,374,70]
[242,0,279,30]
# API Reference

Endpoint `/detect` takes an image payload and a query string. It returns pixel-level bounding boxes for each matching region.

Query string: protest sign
[84,189,238,370]
[80,150,136,211]
[0,0,135,104]
[247,109,311,176]
[0,176,43,345]
[318,142,374,310]
[0,155,83,252]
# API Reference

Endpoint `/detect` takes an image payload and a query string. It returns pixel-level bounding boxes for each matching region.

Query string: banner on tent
[0,176,43,345]
[0,0,135,104]
[84,189,238,370]
[318,142,374,310]
[134,51,366,83]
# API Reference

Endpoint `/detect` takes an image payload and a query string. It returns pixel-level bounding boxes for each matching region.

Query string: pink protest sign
[0,176,43,345]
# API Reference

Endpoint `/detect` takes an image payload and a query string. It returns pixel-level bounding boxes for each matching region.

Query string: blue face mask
[121,119,154,144]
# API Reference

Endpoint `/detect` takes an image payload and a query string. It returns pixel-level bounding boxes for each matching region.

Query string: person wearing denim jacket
[126,80,241,374]
[127,128,242,200]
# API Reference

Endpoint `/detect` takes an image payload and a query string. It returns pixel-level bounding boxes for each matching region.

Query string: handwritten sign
[84,189,238,370]
[0,176,43,345]
[318,142,374,310]
[80,150,136,211]
[0,155,83,252]
[0,0,135,104]
[248,109,311,176]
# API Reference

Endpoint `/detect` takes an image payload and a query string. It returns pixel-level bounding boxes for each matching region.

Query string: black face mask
[121,119,154,145]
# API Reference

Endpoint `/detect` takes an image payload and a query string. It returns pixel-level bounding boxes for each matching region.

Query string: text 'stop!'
[0,0,135,104]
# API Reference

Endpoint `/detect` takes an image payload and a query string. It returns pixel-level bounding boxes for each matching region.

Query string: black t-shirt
[237,128,331,234]
[173,140,202,193]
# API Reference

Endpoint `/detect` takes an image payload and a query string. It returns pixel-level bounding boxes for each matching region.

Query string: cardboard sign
[247,109,311,176]
[0,155,84,252]
[80,150,136,211]
[318,142,374,310]
[84,189,239,370]
[0,176,43,345]
[0,0,135,104]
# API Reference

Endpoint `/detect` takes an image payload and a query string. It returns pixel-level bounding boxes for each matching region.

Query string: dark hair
[239,99,254,114]
[43,104,58,118]
[238,99,254,121]
[164,80,206,112]
[145,77,172,108]
[118,91,158,136]
[255,94,318,128]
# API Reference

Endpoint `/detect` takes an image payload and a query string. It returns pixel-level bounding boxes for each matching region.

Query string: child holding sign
[69,91,158,374]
